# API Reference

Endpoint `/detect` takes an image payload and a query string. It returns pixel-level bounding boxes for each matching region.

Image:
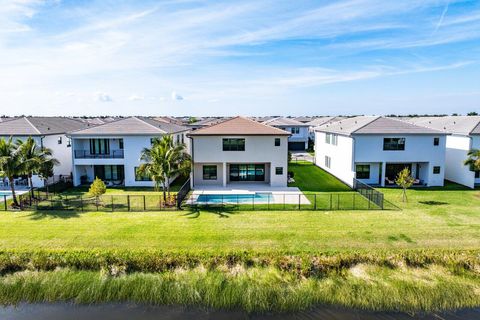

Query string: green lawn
[0,186,478,251]
[288,161,351,192]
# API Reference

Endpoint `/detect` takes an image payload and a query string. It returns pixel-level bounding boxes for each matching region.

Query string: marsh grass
[0,264,478,313]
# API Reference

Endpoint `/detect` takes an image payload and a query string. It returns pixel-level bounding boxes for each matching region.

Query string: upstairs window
[57,136,62,144]
[383,138,405,151]
[274,138,281,146]
[291,127,300,134]
[89,139,110,155]
[119,139,124,149]
[325,133,338,145]
[223,138,245,151]
[275,167,283,175]
[433,137,440,146]
[134,167,151,181]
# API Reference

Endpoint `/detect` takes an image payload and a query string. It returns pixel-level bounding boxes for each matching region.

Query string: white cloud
[171,91,183,101]
[95,92,113,102]
[128,94,144,101]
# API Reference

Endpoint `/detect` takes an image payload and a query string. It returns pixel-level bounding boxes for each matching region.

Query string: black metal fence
[176,178,191,208]
[353,178,384,209]
[181,191,384,211]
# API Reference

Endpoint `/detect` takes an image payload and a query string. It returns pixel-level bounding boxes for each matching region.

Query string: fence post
[111,196,114,212]
[143,195,146,211]
[267,194,270,210]
[159,194,162,211]
[127,195,130,212]
[252,194,255,210]
[96,197,99,211]
[80,196,84,212]
[314,194,316,210]
[298,194,301,210]
[3,195,6,211]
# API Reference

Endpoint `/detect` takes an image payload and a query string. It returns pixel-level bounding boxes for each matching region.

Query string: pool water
[196,193,273,204]
[0,191,12,197]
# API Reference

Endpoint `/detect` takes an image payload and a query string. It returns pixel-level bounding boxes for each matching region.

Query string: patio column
[380,162,386,187]
[222,162,227,187]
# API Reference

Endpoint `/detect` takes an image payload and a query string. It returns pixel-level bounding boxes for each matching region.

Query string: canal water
[1,303,479,320]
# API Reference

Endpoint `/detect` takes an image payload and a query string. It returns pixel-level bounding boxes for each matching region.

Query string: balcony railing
[74,150,124,159]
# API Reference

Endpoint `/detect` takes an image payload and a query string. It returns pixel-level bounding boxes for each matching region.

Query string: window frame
[433,137,440,146]
[274,138,281,146]
[355,164,370,179]
[222,138,245,151]
[383,138,405,151]
[291,127,300,134]
[134,167,151,181]
[275,167,283,175]
[203,165,218,180]
[325,156,331,168]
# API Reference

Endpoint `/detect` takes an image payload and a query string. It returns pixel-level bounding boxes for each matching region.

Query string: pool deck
[189,185,311,205]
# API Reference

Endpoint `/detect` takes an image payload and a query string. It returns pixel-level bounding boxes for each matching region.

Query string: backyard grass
[288,161,351,192]
[0,166,479,312]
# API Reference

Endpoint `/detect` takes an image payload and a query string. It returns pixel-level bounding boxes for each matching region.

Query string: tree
[38,158,57,195]
[87,177,106,207]
[137,135,191,204]
[467,112,479,116]
[16,137,59,198]
[0,137,25,207]
[464,149,480,172]
[188,116,197,124]
[395,168,415,202]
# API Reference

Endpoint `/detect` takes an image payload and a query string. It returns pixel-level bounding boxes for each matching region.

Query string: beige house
[188,117,290,188]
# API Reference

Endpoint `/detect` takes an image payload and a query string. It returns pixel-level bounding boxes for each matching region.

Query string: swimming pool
[195,193,273,204]
[0,191,12,197]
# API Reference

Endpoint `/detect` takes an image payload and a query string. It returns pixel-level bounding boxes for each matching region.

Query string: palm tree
[0,138,25,207]
[464,149,480,172]
[16,137,59,198]
[137,135,191,203]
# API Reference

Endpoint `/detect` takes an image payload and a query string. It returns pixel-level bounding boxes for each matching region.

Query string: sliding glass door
[229,164,265,182]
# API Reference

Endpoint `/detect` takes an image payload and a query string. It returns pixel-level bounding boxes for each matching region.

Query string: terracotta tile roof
[188,116,290,136]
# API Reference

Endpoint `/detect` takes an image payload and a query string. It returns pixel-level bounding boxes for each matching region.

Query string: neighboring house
[69,116,189,187]
[306,116,345,140]
[262,117,309,150]
[187,117,231,131]
[0,117,89,187]
[314,116,447,187]
[293,116,317,123]
[407,116,480,188]
[188,116,290,188]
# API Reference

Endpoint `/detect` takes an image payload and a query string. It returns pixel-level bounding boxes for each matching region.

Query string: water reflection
[1,303,479,320]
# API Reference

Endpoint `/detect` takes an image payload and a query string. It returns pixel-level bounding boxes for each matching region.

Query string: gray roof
[70,116,188,136]
[407,116,480,136]
[316,116,446,136]
[293,116,316,123]
[306,116,345,127]
[0,117,88,136]
[263,117,309,127]
[188,117,230,127]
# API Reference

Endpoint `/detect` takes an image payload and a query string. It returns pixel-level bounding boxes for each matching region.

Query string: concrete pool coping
[189,186,311,205]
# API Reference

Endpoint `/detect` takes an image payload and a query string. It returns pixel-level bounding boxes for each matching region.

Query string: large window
[291,127,300,134]
[229,164,265,182]
[134,167,150,181]
[325,133,338,145]
[94,165,124,181]
[89,139,110,155]
[433,166,441,174]
[325,156,331,168]
[356,164,370,179]
[275,167,283,175]
[275,138,281,146]
[223,138,245,151]
[383,138,405,151]
[475,171,480,179]
[203,165,217,180]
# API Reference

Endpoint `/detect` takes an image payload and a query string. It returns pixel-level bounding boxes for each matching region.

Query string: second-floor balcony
[74,150,124,159]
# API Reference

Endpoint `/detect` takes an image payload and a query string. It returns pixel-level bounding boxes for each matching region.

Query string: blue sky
[1,0,479,116]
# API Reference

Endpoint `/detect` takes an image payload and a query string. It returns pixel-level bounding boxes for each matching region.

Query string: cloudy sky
[1,0,479,116]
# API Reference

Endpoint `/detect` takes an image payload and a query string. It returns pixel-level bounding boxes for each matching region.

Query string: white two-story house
[188,117,290,188]
[408,116,480,188]
[262,117,309,150]
[314,116,447,187]
[0,117,89,187]
[69,117,189,187]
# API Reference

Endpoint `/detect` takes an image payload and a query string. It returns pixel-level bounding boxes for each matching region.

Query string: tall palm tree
[0,138,25,207]
[464,149,480,172]
[16,137,59,198]
[137,135,191,202]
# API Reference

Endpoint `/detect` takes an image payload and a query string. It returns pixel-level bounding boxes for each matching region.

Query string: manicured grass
[0,186,479,251]
[288,161,351,192]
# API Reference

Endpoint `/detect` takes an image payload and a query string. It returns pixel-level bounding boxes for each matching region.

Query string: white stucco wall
[72,135,188,187]
[354,162,381,185]
[354,134,446,187]
[191,135,288,187]
[472,136,480,186]
[443,135,475,188]
[314,131,355,186]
